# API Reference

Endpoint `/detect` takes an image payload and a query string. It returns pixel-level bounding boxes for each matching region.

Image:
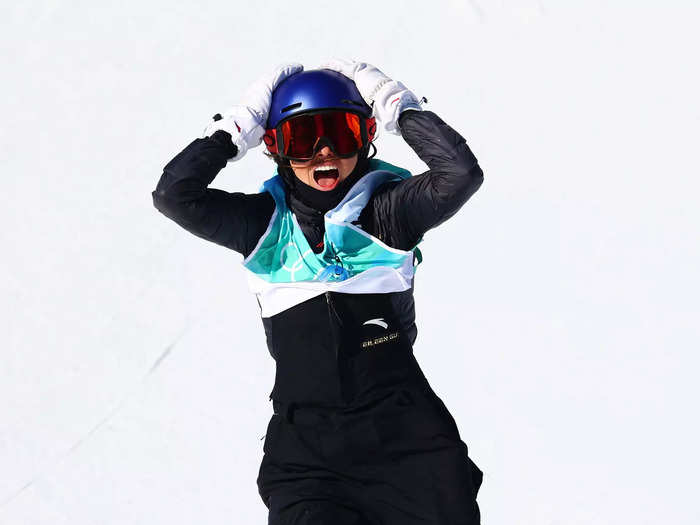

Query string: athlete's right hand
[203,62,303,162]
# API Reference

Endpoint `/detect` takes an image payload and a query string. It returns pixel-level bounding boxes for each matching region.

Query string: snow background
[2,1,699,523]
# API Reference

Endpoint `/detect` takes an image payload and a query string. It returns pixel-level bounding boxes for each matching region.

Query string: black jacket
[153,110,483,406]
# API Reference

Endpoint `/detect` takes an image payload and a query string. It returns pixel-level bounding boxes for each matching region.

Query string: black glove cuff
[210,129,238,158]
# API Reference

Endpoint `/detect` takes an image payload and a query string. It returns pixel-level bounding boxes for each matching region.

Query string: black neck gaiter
[280,151,371,214]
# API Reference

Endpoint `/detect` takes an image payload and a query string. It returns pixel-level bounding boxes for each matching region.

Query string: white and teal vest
[243,159,423,317]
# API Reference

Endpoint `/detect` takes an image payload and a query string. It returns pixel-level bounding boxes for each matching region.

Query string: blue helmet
[266,69,372,129]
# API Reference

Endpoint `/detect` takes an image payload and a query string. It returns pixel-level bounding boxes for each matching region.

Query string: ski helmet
[264,69,376,159]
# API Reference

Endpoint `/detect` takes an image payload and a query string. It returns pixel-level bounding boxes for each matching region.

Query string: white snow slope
[1,1,699,524]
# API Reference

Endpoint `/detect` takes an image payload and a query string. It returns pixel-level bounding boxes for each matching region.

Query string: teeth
[314,165,337,172]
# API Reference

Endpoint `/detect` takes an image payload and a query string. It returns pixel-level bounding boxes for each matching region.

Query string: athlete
[153,60,485,524]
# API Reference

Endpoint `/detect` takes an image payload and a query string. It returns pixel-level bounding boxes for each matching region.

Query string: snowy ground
[2,1,699,524]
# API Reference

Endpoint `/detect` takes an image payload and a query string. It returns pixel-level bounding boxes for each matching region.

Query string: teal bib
[243,159,421,285]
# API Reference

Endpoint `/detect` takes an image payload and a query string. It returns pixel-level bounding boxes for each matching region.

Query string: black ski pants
[257,387,482,524]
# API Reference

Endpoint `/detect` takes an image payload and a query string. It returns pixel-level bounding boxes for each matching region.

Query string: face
[289,146,358,191]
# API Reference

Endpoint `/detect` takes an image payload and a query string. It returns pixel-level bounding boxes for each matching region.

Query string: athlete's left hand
[319,58,422,135]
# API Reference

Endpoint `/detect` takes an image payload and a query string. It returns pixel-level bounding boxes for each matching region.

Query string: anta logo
[363,318,388,329]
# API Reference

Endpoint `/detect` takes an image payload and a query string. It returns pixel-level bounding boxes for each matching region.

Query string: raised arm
[152,130,274,257]
[153,63,303,257]
[318,59,484,251]
[364,110,484,250]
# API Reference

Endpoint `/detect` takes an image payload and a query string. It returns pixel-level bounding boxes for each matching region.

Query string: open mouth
[313,166,340,190]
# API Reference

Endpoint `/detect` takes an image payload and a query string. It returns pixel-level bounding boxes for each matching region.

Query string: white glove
[319,58,422,135]
[203,62,303,161]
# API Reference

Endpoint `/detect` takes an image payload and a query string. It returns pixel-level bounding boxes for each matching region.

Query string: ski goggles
[264,110,376,161]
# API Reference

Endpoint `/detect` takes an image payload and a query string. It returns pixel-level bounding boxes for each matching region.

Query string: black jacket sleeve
[361,110,484,251]
[152,130,275,258]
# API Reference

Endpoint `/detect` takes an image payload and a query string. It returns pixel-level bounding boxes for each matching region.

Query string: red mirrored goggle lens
[280,111,364,159]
